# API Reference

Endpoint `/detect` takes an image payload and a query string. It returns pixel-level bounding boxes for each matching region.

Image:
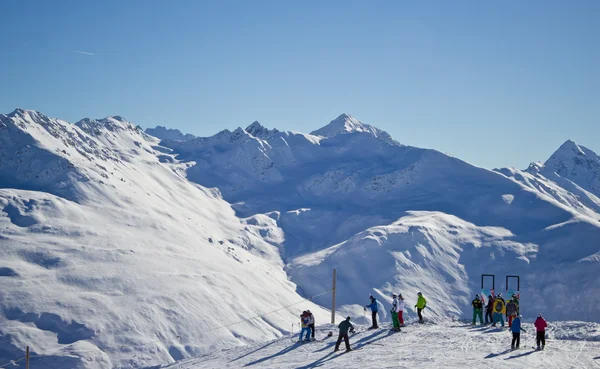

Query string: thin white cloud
[70,49,95,56]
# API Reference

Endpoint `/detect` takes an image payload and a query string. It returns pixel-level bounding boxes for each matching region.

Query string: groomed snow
[164,321,600,369]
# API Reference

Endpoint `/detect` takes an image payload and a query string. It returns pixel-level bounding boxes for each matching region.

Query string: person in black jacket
[334,317,354,352]
[485,295,494,324]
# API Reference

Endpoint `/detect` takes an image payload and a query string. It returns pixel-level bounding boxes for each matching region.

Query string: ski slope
[165,321,600,369]
[0,109,330,369]
[1,109,600,369]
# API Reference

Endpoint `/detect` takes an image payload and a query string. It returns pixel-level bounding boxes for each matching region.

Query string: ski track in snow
[165,323,600,369]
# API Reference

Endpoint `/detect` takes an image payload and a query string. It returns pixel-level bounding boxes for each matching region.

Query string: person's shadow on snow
[484,349,512,359]
[295,352,336,369]
[505,350,536,360]
[244,342,305,367]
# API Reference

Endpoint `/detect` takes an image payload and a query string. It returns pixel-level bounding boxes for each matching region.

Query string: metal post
[26,346,30,369]
[331,269,336,324]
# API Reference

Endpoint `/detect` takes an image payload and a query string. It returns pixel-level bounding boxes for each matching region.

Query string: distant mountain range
[1,108,598,369]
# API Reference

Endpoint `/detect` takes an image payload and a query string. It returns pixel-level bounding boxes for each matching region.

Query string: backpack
[494,300,504,313]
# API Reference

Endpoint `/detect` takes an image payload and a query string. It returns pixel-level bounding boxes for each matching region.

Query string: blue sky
[1,0,598,169]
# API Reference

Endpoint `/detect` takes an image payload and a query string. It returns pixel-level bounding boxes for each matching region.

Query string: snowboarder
[398,294,405,326]
[299,311,311,342]
[510,315,526,349]
[491,294,506,327]
[471,294,484,325]
[306,310,315,340]
[415,292,427,323]
[334,316,354,352]
[365,295,379,329]
[506,299,518,327]
[485,295,494,324]
[391,294,401,331]
[535,314,548,350]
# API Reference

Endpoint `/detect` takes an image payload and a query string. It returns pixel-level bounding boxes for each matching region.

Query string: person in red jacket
[534,314,548,350]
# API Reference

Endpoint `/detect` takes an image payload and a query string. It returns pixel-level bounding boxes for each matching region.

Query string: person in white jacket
[306,310,316,340]
[397,294,405,327]
[391,294,401,331]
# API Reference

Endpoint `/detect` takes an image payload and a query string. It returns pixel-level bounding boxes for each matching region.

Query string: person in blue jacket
[511,315,526,349]
[364,295,379,329]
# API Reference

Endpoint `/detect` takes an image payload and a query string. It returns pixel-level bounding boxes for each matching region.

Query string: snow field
[165,322,600,369]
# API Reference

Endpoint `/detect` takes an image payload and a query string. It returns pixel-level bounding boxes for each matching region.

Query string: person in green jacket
[472,294,484,325]
[334,317,354,352]
[415,292,427,323]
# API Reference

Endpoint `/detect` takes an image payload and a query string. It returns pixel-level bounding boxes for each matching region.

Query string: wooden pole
[25,346,29,369]
[331,269,336,324]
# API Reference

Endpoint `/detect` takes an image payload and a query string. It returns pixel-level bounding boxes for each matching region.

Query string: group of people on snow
[471,292,549,350]
[298,310,315,342]
[365,292,427,332]
[471,293,520,327]
[301,290,548,353]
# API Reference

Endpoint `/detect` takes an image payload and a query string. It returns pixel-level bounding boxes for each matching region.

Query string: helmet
[476,294,479,298]
[392,294,397,298]
[497,293,502,297]
[398,294,403,299]
[346,316,351,321]
[417,292,422,296]
[488,295,492,298]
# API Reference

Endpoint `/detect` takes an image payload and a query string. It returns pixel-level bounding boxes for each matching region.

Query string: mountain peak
[310,114,362,137]
[145,126,196,141]
[310,114,399,145]
[543,139,600,197]
[244,121,279,138]
[556,139,585,155]
[7,108,44,120]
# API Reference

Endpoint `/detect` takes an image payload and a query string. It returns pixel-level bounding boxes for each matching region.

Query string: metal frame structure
[506,275,520,291]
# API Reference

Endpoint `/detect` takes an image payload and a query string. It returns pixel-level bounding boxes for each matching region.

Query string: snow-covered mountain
[0,109,329,369]
[153,114,600,325]
[145,126,196,142]
[1,108,599,369]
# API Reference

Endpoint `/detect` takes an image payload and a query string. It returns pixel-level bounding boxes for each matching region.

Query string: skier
[485,295,494,324]
[535,314,548,350]
[390,294,401,331]
[398,293,406,327]
[306,310,315,340]
[512,294,520,314]
[510,315,526,349]
[334,316,354,352]
[491,293,506,327]
[506,299,518,327]
[415,292,427,323]
[471,294,484,325]
[299,311,311,342]
[365,295,379,329]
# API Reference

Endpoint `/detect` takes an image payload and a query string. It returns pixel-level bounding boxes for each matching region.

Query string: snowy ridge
[1,109,600,369]
[310,113,399,146]
[145,125,196,142]
[0,110,330,369]
[154,116,600,324]
[540,140,600,198]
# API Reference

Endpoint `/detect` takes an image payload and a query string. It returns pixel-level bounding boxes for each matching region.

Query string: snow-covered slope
[541,140,600,198]
[2,108,599,369]
[0,109,329,369]
[166,321,600,369]
[154,115,600,325]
